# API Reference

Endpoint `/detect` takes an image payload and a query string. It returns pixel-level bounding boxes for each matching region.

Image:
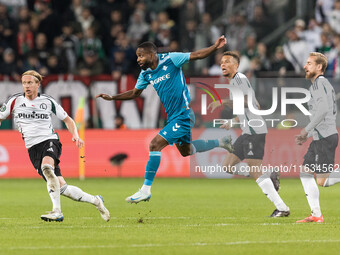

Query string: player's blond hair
[21,70,43,83]
[309,52,328,73]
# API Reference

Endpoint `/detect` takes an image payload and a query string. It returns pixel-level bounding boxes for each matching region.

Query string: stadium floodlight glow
[201,85,311,116]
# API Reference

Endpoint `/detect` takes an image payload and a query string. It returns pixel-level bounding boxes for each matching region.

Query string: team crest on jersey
[40,103,47,110]
[0,105,6,112]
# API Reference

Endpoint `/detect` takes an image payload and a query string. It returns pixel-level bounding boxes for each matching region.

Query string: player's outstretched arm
[96,88,143,101]
[63,116,84,148]
[189,35,227,60]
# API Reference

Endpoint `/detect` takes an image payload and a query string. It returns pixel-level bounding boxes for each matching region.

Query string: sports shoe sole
[41,216,64,222]
[127,196,151,204]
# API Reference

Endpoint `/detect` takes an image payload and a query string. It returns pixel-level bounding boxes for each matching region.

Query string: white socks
[256,173,289,211]
[323,169,340,187]
[61,184,98,205]
[141,184,151,194]
[42,164,61,212]
[300,172,322,217]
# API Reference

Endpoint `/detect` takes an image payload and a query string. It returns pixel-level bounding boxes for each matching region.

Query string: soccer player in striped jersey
[0,70,110,222]
[97,36,233,203]
[208,51,290,217]
[296,52,340,223]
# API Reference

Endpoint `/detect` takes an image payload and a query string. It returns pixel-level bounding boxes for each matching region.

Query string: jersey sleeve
[305,81,329,133]
[49,97,68,120]
[0,96,16,120]
[238,76,253,95]
[135,72,149,90]
[169,52,191,68]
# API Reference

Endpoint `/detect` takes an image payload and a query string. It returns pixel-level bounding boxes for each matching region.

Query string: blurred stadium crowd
[0,0,340,81]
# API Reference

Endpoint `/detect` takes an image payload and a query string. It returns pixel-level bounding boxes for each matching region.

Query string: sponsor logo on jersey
[40,103,47,110]
[18,111,49,119]
[150,73,170,85]
[47,147,54,152]
[0,105,6,112]
[163,65,168,71]
[19,103,26,107]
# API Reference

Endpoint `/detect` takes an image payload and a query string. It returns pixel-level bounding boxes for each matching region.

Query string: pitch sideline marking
[4,239,340,250]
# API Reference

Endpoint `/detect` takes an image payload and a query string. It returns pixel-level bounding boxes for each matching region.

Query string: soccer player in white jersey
[296,52,340,223]
[208,51,290,217]
[0,70,110,222]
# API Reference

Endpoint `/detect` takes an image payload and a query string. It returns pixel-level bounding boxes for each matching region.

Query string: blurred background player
[296,52,340,223]
[0,70,110,222]
[208,51,290,217]
[114,114,128,129]
[97,37,233,203]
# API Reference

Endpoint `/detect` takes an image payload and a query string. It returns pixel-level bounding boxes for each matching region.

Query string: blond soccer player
[296,52,340,223]
[0,70,110,222]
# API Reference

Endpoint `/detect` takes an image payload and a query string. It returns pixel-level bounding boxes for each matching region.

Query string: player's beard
[305,70,316,80]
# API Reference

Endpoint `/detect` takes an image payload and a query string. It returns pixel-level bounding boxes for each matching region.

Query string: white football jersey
[305,75,338,140]
[0,93,68,148]
[230,72,268,135]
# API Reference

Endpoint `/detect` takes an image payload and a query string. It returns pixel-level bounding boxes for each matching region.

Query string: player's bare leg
[126,135,168,203]
[222,153,242,175]
[176,143,192,157]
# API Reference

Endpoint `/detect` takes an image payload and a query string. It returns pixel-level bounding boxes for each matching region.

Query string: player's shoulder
[158,52,171,64]
[233,72,250,86]
[40,94,58,102]
[235,72,248,80]
[5,93,24,104]
[312,75,331,91]
[159,52,170,59]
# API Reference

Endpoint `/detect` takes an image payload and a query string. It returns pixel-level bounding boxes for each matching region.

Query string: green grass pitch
[1,178,340,255]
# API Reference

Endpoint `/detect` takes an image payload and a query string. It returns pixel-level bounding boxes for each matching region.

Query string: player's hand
[96,94,112,100]
[207,101,221,113]
[73,137,84,148]
[295,135,307,145]
[215,35,227,49]
[220,122,231,130]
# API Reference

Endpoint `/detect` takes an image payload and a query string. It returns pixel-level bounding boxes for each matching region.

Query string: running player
[0,70,110,222]
[208,51,290,217]
[97,36,233,203]
[296,52,340,223]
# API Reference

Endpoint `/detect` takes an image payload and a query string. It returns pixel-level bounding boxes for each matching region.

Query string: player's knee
[41,164,55,179]
[149,140,161,151]
[316,178,326,186]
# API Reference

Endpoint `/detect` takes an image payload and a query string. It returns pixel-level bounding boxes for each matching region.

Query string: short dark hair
[222,51,240,65]
[137,41,157,53]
